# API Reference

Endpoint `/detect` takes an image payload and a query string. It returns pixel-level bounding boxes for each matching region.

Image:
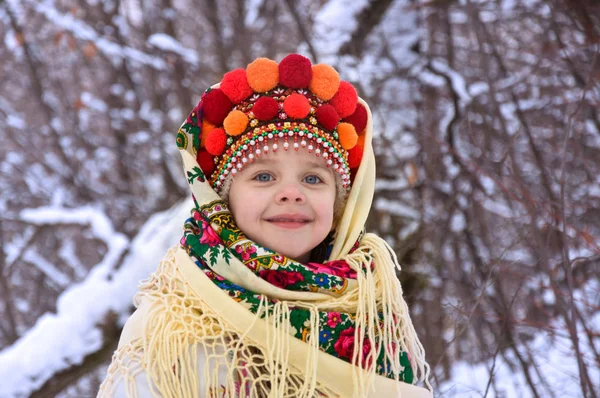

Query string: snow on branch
[20,205,128,279]
[29,0,168,70]
[375,197,420,220]
[313,0,370,56]
[23,249,70,288]
[0,199,191,397]
[429,60,471,104]
[147,33,199,66]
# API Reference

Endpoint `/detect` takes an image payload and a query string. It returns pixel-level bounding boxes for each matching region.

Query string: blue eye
[303,175,322,184]
[254,172,274,182]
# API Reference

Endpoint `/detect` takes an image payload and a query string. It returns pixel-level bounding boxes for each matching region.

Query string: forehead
[245,148,333,172]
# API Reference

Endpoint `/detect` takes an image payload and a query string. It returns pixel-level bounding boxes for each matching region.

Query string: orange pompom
[223,110,249,136]
[220,68,253,104]
[309,64,340,100]
[330,81,358,118]
[246,58,279,93]
[201,119,216,147]
[348,145,363,169]
[356,133,366,148]
[283,93,310,119]
[205,128,227,155]
[337,122,358,150]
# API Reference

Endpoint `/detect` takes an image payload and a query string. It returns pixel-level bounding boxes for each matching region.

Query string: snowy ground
[0,199,192,398]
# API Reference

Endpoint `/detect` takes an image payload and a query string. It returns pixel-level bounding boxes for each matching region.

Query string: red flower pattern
[334,327,356,359]
[236,244,257,261]
[334,327,373,369]
[259,269,304,288]
[305,260,357,278]
[327,312,341,328]
[199,219,222,246]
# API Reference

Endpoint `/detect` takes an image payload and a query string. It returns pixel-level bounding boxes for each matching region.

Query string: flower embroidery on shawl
[334,326,356,360]
[258,269,304,288]
[235,243,257,261]
[246,259,257,270]
[319,329,332,344]
[334,327,373,369]
[193,214,223,247]
[327,312,342,328]
[305,260,357,278]
[314,274,330,286]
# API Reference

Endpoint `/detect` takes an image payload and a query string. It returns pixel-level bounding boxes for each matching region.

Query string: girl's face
[228,145,337,263]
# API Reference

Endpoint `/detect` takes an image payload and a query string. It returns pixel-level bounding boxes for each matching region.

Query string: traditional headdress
[176,54,368,192]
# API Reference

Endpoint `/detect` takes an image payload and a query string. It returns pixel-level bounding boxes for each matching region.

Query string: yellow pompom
[309,64,340,101]
[246,58,279,93]
[223,110,249,136]
[337,122,358,150]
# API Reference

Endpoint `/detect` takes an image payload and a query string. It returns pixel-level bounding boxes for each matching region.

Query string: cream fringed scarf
[98,99,432,397]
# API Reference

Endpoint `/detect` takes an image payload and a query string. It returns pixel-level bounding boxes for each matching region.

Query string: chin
[273,247,310,262]
[253,235,313,262]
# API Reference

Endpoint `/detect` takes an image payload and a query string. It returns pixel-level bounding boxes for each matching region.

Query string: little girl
[99,54,432,397]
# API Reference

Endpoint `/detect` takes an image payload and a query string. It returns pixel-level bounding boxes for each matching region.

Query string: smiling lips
[266,214,312,229]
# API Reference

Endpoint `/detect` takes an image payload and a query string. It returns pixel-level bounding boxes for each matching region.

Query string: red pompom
[315,104,340,131]
[348,145,363,169]
[283,93,310,119]
[202,89,232,125]
[329,81,358,118]
[196,149,215,175]
[220,69,253,104]
[205,128,227,155]
[343,103,367,133]
[278,54,312,89]
[252,96,279,120]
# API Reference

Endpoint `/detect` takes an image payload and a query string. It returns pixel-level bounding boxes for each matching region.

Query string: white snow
[30,0,168,70]
[312,0,370,55]
[450,212,466,232]
[147,33,199,66]
[0,199,191,397]
[58,240,88,280]
[438,300,600,397]
[375,178,409,192]
[375,197,421,220]
[23,249,71,288]
[80,92,108,113]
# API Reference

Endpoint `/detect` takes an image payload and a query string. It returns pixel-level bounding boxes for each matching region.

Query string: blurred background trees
[1,0,599,396]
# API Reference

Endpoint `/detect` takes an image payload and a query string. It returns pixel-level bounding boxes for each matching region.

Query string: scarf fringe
[100,246,336,398]
[344,233,432,394]
[99,238,431,397]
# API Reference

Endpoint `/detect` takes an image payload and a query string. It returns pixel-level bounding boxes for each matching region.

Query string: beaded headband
[176,54,368,192]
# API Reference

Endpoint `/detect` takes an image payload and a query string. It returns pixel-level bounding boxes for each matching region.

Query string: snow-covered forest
[1,0,599,396]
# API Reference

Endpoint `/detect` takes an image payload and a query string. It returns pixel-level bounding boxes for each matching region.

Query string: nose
[275,183,305,204]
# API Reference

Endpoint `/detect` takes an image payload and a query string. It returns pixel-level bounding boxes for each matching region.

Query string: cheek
[230,190,267,227]
[315,190,336,225]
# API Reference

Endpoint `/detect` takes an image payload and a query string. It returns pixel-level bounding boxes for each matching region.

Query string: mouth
[265,214,312,229]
